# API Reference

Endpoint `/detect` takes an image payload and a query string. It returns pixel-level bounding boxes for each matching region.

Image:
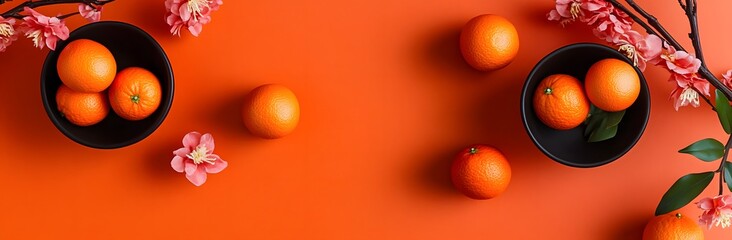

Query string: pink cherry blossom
[697,195,732,229]
[171,132,228,186]
[18,7,69,50]
[0,16,17,52]
[78,4,102,22]
[658,46,701,75]
[617,31,662,71]
[722,69,732,90]
[669,73,710,111]
[548,0,608,25]
[165,0,223,37]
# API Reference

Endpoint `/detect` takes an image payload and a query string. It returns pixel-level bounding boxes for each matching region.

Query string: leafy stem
[718,134,732,195]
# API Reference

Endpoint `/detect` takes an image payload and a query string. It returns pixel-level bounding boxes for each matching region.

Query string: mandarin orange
[451,145,511,200]
[242,84,300,139]
[533,74,590,130]
[107,67,162,121]
[56,84,109,126]
[584,58,640,112]
[459,14,519,71]
[57,39,116,93]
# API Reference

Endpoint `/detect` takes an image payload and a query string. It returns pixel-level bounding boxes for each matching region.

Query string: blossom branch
[686,0,705,65]
[1,0,114,19]
[607,0,732,104]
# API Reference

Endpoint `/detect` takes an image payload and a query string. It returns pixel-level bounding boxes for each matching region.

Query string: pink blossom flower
[697,195,732,229]
[617,31,663,71]
[722,69,732,90]
[165,0,223,37]
[78,4,102,22]
[669,73,710,111]
[0,16,18,52]
[658,46,701,75]
[18,7,69,50]
[171,132,228,186]
[547,0,608,25]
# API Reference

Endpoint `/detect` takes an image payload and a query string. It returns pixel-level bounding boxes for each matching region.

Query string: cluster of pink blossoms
[550,0,732,229]
[697,195,732,229]
[0,5,101,52]
[165,0,223,37]
[548,0,726,111]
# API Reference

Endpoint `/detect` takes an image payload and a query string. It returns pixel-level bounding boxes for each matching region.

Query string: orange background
[1,0,731,239]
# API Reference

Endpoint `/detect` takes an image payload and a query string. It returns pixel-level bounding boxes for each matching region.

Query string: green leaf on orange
[715,89,732,134]
[678,138,724,162]
[655,172,715,216]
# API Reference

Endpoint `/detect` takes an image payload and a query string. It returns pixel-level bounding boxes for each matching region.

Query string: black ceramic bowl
[41,21,174,149]
[520,43,650,168]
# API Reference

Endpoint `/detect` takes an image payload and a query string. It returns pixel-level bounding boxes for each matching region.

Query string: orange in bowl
[108,67,163,121]
[56,39,117,93]
[584,58,640,112]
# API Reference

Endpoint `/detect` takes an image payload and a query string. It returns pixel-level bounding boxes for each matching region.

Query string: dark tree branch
[607,0,732,105]
[2,0,114,19]
[58,12,77,19]
[678,0,685,10]
[686,0,706,67]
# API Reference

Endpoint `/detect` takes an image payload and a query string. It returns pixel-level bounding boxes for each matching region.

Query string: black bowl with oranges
[41,21,174,149]
[520,43,650,168]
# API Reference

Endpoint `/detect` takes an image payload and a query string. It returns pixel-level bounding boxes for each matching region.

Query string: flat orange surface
[1,0,732,239]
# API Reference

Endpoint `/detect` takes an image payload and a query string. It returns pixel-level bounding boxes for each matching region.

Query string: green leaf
[584,105,625,142]
[655,172,715,216]
[678,138,724,161]
[724,161,732,192]
[604,110,626,128]
[588,125,618,142]
[715,89,732,134]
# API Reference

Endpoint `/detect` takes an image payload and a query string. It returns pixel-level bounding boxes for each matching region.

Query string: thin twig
[58,12,77,19]
[678,0,685,10]
[691,85,716,111]
[1,0,114,19]
[718,134,732,195]
[606,0,660,36]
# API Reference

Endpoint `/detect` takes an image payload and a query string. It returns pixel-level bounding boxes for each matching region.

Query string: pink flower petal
[171,156,185,172]
[205,157,227,173]
[184,161,197,176]
[200,133,215,152]
[173,147,190,158]
[186,165,208,186]
[182,132,202,148]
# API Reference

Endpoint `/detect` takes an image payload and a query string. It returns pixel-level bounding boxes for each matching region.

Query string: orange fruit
[56,39,117,93]
[242,84,300,139]
[459,14,519,71]
[533,74,590,130]
[584,58,640,112]
[108,67,162,121]
[451,145,511,199]
[642,213,704,240]
[56,84,109,126]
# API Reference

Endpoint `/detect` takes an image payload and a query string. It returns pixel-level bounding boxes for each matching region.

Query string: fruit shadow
[130,0,174,38]
[601,214,648,240]
[413,146,466,198]
[205,89,265,145]
[419,21,495,80]
[144,139,182,182]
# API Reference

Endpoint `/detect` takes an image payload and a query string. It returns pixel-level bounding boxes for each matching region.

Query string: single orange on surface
[451,145,511,200]
[642,213,704,240]
[459,14,519,71]
[533,74,590,130]
[108,67,162,121]
[584,58,640,112]
[242,84,300,139]
[56,84,109,126]
[56,39,116,93]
